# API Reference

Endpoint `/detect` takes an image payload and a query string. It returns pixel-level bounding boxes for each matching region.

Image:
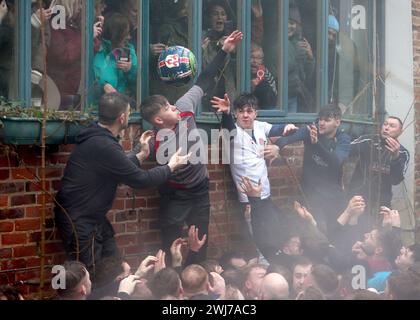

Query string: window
[148,0,194,103]
[329,0,375,119]
[201,0,238,113]
[30,0,84,110]
[5,0,379,123]
[0,0,17,101]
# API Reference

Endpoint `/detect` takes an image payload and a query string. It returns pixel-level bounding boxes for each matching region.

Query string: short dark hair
[318,104,342,120]
[387,269,420,300]
[56,261,88,298]
[377,228,402,264]
[220,250,246,270]
[98,93,131,125]
[387,116,404,129]
[103,13,130,48]
[149,268,181,299]
[140,95,169,123]
[310,264,339,296]
[90,255,124,288]
[409,244,420,262]
[233,93,259,112]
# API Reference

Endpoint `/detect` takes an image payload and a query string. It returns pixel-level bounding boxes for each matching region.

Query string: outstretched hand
[294,201,317,226]
[238,177,262,198]
[222,30,244,54]
[211,94,231,114]
[307,123,318,145]
[188,225,207,253]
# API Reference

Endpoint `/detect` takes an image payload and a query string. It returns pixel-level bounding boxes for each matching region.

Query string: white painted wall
[385,0,416,244]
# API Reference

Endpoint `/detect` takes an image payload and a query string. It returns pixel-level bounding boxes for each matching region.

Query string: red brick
[0,195,8,207]
[36,193,53,205]
[146,197,160,208]
[30,231,54,243]
[0,169,9,180]
[115,234,138,247]
[51,180,61,191]
[112,199,125,210]
[0,208,25,220]
[26,181,50,192]
[112,223,126,234]
[44,242,64,254]
[11,194,36,206]
[10,168,37,180]
[0,221,14,232]
[210,192,226,202]
[58,145,75,153]
[25,206,48,218]
[0,182,25,193]
[125,198,146,209]
[209,171,224,180]
[2,233,27,245]
[49,154,69,165]
[0,248,12,259]
[15,219,41,231]
[43,168,63,179]
[13,246,38,258]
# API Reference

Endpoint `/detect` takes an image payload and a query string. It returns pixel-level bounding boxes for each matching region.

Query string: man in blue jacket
[265,104,351,235]
[54,92,186,271]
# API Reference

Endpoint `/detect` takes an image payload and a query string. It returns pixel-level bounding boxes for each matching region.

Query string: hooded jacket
[55,123,171,221]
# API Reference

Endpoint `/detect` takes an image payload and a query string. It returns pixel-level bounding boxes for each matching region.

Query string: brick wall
[0,123,303,295]
[413,0,420,242]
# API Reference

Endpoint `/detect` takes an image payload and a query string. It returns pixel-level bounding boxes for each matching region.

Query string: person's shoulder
[336,129,351,141]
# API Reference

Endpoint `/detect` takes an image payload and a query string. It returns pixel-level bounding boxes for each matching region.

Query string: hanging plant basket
[0,105,96,146]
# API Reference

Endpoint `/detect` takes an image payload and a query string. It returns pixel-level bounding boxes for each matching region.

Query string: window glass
[0,0,17,101]
[201,0,238,113]
[287,0,317,113]
[92,0,139,105]
[30,0,84,110]
[149,0,193,103]
[251,0,280,110]
[329,0,374,117]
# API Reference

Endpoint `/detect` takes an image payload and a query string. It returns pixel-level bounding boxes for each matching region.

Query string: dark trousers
[159,189,210,264]
[55,208,119,272]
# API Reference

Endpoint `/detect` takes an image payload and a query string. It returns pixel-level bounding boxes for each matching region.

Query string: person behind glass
[47,0,83,110]
[152,0,190,102]
[250,43,278,109]
[93,0,106,53]
[327,14,361,107]
[201,0,237,112]
[94,13,137,98]
[288,3,315,113]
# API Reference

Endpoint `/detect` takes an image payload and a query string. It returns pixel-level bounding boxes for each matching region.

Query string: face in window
[381,118,402,139]
[210,5,227,32]
[251,46,264,76]
[292,264,312,295]
[288,20,298,38]
[318,116,340,138]
[395,247,415,271]
[235,106,258,130]
[177,1,189,19]
[328,28,338,43]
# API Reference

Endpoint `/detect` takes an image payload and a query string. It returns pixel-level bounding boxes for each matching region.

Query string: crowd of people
[0,0,418,301]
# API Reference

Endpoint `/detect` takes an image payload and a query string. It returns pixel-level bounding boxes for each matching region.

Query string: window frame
[13,0,381,125]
